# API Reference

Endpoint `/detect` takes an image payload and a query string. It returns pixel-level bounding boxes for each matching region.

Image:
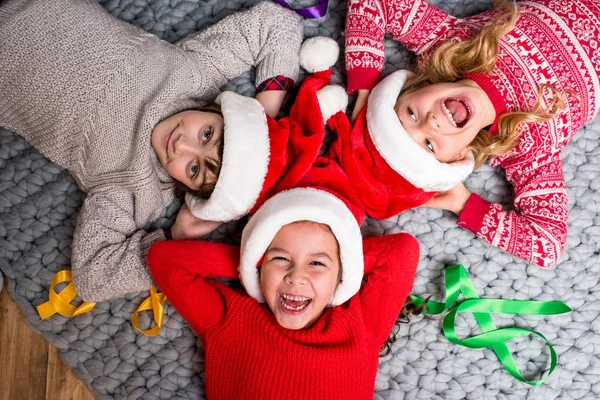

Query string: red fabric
[345,0,600,266]
[296,135,368,224]
[256,75,294,92]
[147,233,420,400]
[327,107,434,219]
[463,72,507,135]
[456,193,493,232]
[346,67,381,94]
[249,70,333,213]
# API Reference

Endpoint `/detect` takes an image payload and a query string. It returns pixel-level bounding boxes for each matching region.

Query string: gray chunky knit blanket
[1,0,599,399]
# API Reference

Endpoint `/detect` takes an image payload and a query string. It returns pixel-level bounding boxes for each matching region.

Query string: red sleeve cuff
[346,68,381,93]
[256,75,294,93]
[457,193,493,233]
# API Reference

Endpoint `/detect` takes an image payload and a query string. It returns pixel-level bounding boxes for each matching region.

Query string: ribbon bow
[36,270,95,319]
[410,264,571,386]
[131,287,167,337]
[272,0,329,19]
[37,271,166,337]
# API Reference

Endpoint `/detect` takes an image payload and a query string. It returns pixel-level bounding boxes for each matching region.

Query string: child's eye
[408,107,417,121]
[190,162,199,178]
[310,261,325,267]
[202,127,213,142]
[426,139,434,152]
[273,256,289,262]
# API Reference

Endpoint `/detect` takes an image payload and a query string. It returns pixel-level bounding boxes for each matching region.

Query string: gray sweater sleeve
[71,190,165,303]
[176,1,304,89]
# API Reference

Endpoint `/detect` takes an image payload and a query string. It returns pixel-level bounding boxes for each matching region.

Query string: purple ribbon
[273,0,329,19]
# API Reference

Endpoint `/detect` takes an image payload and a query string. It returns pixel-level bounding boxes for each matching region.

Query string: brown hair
[397,2,575,169]
[380,296,433,357]
[173,103,225,199]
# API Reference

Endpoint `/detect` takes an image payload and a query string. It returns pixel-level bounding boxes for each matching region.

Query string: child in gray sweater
[0,0,303,302]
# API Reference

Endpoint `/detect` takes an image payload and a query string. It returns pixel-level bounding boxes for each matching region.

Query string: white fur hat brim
[367,70,475,192]
[239,188,364,307]
[186,91,270,222]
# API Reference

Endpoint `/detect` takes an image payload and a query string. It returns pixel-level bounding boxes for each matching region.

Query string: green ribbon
[410,265,571,386]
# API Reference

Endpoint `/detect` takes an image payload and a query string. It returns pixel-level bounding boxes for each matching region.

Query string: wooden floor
[0,280,95,400]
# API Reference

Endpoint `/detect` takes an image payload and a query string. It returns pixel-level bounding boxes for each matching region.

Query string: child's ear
[452,148,469,162]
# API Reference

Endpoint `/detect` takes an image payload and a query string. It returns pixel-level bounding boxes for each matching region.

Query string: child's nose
[425,112,440,131]
[173,135,195,155]
[285,266,308,285]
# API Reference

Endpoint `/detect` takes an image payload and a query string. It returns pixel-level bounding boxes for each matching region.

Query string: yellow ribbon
[37,271,166,337]
[36,270,96,319]
[131,287,167,337]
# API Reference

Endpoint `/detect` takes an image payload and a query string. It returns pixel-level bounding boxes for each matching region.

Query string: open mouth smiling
[442,98,471,128]
[279,293,313,311]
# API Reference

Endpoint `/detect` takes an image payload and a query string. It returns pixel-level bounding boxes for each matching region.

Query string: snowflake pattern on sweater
[345,0,600,266]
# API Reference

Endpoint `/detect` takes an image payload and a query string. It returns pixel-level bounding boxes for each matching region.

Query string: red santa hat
[185,37,348,222]
[329,70,475,220]
[239,185,365,307]
[367,70,475,191]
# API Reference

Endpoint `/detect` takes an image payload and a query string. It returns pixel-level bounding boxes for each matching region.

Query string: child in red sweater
[147,187,421,399]
[343,0,600,266]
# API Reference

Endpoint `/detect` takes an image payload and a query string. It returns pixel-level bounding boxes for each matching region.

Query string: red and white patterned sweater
[345,0,600,266]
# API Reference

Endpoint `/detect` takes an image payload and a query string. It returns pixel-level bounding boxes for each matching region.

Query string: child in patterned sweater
[344,0,600,266]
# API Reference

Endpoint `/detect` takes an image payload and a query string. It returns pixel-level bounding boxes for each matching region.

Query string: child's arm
[147,240,240,337]
[71,192,164,303]
[456,159,568,267]
[351,89,370,123]
[170,203,222,240]
[177,2,303,99]
[255,90,287,119]
[359,233,420,344]
[345,0,459,93]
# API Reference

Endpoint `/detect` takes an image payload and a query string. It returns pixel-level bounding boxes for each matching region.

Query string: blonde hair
[399,2,575,169]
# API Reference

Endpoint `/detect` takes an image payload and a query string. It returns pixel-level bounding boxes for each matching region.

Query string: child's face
[260,221,341,330]
[395,80,496,163]
[151,110,224,190]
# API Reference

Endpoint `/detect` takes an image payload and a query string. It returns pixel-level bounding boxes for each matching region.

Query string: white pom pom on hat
[316,84,348,123]
[299,36,340,73]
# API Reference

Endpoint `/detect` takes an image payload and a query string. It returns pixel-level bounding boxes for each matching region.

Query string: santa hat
[239,186,365,307]
[367,70,475,191]
[328,70,474,219]
[186,37,348,222]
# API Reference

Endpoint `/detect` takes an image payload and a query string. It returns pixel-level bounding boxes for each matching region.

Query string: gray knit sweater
[0,0,303,302]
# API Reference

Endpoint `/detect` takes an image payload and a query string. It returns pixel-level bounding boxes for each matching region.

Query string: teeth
[443,98,471,128]
[281,293,310,302]
[279,294,312,311]
[442,103,457,127]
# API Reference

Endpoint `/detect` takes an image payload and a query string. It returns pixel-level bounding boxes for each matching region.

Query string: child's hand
[351,90,370,122]
[424,182,471,215]
[171,203,222,240]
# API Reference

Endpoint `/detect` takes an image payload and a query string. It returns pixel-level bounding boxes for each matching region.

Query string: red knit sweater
[148,233,420,400]
[345,0,600,266]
